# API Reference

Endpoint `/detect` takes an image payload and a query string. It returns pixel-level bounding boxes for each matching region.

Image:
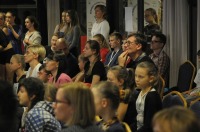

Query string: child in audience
[9,54,26,93]
[72,54,88,82]
[92,81,125,132]
[53,82,102,132]
[152,106,200,132]
[107,66,136,131]
[93,33,110,63]
[135,61,162,132]
[18,77,61,131]
[46,51,72,88]
[24,44,46,78]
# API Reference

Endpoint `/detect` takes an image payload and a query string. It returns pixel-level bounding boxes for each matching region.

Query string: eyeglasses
[54,99,69,105]
[151,40,161,43]
[125,41,137,46]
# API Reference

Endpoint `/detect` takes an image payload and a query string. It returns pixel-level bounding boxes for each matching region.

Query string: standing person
[0,80,18,132]
[23,16,41,49]
[91,5,110,41]
[0,12,15,82]
[134,61,162,132]
[53,82,102,132]
[153,106,200,132]
[149,32,170,87]
[105,32,123,67]
[24,44,46,78]
[45,33,59,57]
[46,51,72,88]
[9,54,26,93]
[92,81,125,132]
[65,10,81,58]
[5,11,23,54]
[83,40,106,86]
[93,33,110,63]
[55,38,79,78]
[54,10,68,38]
[144,8,160,55]
[17,77,61,131]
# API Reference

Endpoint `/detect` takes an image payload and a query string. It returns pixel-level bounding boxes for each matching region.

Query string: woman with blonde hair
[53,82,102,132]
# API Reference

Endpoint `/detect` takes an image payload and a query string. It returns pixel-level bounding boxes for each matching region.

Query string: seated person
[92,81,126,132]
[182,50,200,104]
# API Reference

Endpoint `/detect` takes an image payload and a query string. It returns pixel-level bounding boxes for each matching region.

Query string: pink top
[100,48,109,63]
[48,73,72,88]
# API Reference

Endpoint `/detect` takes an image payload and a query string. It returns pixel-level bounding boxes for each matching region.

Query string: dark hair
[39,63,51,75]
[47,51,67,82]
[0,80,18,131]
[26,15,39,30]
[86,40,101,60]
[152,32,167,45]
[94,81,120,110]
[19,77,44,110]
[95,5,107,19]
[128,32,147,51]
[66,10,81,34]
[109,32,123,45]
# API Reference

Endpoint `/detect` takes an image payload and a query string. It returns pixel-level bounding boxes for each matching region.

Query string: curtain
[162,0,189,87]
[197,1,200,68]
[47,0,60,45]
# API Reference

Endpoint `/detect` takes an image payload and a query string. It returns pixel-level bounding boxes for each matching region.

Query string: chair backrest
[162,91,187,108]
[155,75,165,99]
[122,122,132,132]
[177,60,196,92]
[189,98,200,120]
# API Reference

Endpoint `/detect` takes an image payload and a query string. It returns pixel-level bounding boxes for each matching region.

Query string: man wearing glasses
[118,32,154,70]
[149,32,170,87]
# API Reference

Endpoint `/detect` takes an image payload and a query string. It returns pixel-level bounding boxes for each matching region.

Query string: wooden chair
[122,122,132,132]
[176,60,196,92]
[190,97,200,120]
[155,75,165,99]
[162,91,187,108]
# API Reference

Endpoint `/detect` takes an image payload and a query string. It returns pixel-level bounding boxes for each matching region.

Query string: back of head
[19,77,44,109]
[61,82,95,127]
[93,81,120,110]
[153,106,200,132]
[128,32,147,51]
[0,80,18,131]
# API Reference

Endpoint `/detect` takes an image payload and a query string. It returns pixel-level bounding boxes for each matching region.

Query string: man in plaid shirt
[149,32,170,87]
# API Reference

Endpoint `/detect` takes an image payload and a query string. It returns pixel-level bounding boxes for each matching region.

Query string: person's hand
[23,39,29,45]
[118,51,129,67]
[6,22,13,29]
